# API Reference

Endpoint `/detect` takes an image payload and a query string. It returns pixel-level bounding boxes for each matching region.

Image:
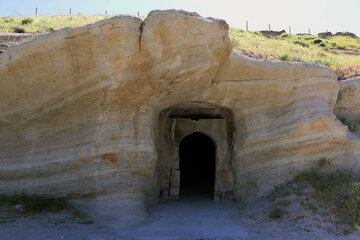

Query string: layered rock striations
[0,9,359,225]
[334,78,360,121]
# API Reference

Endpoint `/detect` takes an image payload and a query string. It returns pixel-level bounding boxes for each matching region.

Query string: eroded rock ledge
[0,9,359,226]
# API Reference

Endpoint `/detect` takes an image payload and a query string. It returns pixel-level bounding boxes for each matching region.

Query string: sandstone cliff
[0,9,359,226]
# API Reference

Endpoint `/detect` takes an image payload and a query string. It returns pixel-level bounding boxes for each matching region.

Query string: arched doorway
[179,132,216,199]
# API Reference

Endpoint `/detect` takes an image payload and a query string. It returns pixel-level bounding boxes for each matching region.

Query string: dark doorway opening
[179,132,215,199]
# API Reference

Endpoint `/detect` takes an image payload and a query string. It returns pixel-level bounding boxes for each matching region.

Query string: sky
[0,0,359,36]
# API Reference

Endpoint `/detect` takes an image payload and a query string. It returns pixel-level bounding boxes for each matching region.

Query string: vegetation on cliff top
[0,15,359,79]
[230,29,360,80]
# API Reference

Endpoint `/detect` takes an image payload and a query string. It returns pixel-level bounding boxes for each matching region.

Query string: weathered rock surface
[335,78,360,121]
[318,31,358,39]
[260,30,286,38]
[0,9,359,226]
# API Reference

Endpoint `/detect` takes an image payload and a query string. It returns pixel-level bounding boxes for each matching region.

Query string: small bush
[340,117,360,132]
[313,39,323,44]
[281,33,290,38]
[280,200,291,207]
[347,120,359,132]
[13,27,25,33]
[21,18,33,25]
[269,208,284,219]
[344,229,352,236]
[319,42,327,47]
[331,42,337,47]
[318,157,328,167]
[293,40,309,48]
[278,53,289,61]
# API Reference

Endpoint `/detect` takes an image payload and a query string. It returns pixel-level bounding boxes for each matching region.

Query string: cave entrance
[157,102,235,201]
[179,132,216,199]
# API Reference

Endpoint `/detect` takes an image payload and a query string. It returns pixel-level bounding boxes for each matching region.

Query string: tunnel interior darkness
[179,131,216,199]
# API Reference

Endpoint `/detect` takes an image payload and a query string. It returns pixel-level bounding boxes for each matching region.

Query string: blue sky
[0,0,359,36]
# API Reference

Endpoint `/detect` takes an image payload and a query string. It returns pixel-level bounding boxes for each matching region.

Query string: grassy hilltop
[1,15,359,79]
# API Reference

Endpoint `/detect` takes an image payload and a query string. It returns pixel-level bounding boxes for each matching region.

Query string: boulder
[334,31,358,38]
[260,30,286,38]
[318,32,333,39]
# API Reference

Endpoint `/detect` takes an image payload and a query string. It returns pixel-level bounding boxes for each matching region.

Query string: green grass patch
[0,193,93,224]
[294,169,360,227]
[0,15,114,33]
[0,193,69,214]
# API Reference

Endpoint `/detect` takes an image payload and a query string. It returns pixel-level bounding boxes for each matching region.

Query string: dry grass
[0,15,113,33]
[229,29,360,79]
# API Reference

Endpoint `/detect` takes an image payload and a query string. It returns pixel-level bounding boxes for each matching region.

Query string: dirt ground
[1,185,360,240]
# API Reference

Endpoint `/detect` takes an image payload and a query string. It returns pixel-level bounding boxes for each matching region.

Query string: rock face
[334,31,358,38]
[260,30,286,38]
[318,31,358,39]
[318,32,333,39]
[335,78,360,121]
[0,10,360,226]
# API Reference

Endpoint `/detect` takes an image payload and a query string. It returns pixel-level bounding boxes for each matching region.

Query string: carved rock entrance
[156,102,235,201]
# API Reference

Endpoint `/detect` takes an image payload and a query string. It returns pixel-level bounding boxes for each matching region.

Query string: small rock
[15,204,22,210]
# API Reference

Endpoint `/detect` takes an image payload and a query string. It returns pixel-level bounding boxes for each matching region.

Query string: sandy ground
[1,187,360,240]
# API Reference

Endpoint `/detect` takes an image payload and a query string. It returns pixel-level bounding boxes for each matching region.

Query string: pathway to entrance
[116,198,248,240]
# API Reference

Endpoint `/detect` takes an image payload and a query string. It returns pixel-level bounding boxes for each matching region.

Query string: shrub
[319,42,327,47]
[331,42,337,47]
[293,40,309,48]
[318,157,328,167]
[340,117,359,132]
[313,39,323,44]
[281,33,290,38]
[347,120,359,132]
[278,53,289,61]
[269,208,284,219]
[13,27,25,33]
[21,18,33,25]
